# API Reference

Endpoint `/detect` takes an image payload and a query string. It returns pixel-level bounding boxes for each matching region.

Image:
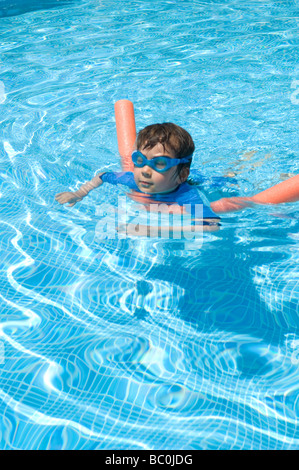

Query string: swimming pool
[0,0,298,450]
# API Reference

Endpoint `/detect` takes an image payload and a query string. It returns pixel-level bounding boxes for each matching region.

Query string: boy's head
[133,123,195,194]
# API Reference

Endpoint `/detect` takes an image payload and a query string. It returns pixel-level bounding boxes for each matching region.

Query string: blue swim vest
[100,171,220,220]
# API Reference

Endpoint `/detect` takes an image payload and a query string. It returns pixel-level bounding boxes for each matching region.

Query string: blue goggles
[132,150,192,173]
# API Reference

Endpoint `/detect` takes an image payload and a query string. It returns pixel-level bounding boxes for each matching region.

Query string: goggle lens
[132,151,192,173]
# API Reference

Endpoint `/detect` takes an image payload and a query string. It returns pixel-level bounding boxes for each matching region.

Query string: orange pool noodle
[250,174,299,204]
[114,100,136,172]
[211,174,299,213]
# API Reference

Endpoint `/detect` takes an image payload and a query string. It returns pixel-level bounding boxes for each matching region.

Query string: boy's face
[133,143,189,194]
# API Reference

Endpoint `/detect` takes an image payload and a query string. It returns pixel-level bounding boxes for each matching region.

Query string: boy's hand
[55,191,83,207]
[210,196,252,213]
[55,173,105,207]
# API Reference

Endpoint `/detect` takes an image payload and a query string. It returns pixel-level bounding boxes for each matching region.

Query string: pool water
[0,0,298,450]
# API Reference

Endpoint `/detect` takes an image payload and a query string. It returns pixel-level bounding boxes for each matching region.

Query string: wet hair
[136,123,195,175]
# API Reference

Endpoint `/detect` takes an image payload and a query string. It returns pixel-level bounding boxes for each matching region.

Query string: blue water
[0,0,299,450]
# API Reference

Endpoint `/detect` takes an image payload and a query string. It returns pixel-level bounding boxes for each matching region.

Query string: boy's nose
[141,166,152,177]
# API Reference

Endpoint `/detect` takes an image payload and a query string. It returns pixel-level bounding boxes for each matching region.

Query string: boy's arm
[55,172,105,207]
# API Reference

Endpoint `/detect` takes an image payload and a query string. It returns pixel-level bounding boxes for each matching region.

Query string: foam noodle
[250,174,299,204]
[211,174,299,213]
[114,100,136,172]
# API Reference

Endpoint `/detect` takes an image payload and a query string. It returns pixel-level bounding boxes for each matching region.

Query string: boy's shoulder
[175,181,202,198]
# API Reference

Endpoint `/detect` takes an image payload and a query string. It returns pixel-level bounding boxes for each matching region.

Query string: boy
[55,123,220,235]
